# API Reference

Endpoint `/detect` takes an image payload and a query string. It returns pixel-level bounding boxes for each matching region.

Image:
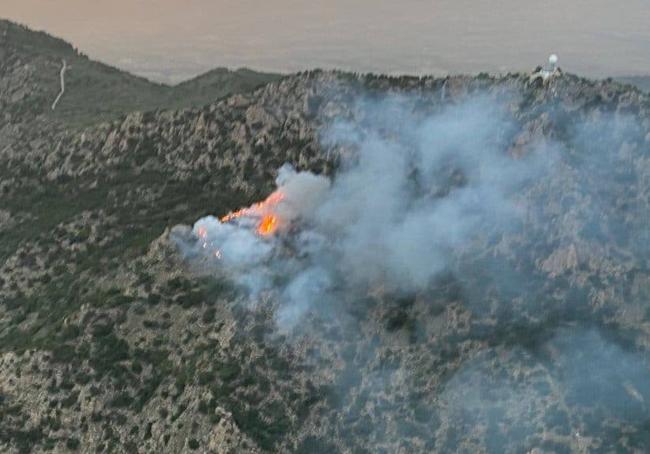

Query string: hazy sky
[2,0,649,83]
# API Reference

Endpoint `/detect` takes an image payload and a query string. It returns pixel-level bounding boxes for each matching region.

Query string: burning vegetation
[174,96,553,330]
[220,191,286,237]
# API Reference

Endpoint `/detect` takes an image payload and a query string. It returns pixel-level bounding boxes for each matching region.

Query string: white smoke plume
[173,164,330,303]
[440,328,650,450]
[169,86,649,450]
[174,94,554,330]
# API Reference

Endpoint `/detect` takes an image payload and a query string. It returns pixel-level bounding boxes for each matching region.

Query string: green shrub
[202,307,216,324]
[65,437,80,450]
[110,392,132,408]
[218,363,240,382]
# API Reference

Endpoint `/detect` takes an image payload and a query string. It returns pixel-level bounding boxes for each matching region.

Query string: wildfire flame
[257,214,279,236]
[220,191,284,237]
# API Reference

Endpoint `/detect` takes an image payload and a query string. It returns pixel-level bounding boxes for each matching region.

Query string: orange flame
[221,191,284,236]
[257,214,279,236]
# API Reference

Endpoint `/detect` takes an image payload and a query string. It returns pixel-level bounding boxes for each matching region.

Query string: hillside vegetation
[0,20,281,127]
[616,76,650,93]
[2,19,650,454]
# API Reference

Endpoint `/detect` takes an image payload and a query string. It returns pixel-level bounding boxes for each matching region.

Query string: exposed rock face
[1,37,650,453]
[541,244,579,277]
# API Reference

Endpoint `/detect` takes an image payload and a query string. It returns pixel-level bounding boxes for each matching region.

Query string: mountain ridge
[1,18,650,454]
[0,19,282,127]
[616,75,650,93]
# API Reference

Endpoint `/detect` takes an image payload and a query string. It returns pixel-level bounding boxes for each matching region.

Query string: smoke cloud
[440,327,650,451]
[170,85,650,449]
[173,94,554,329]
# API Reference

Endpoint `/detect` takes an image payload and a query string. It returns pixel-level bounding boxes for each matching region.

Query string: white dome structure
[529,53,562,86]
